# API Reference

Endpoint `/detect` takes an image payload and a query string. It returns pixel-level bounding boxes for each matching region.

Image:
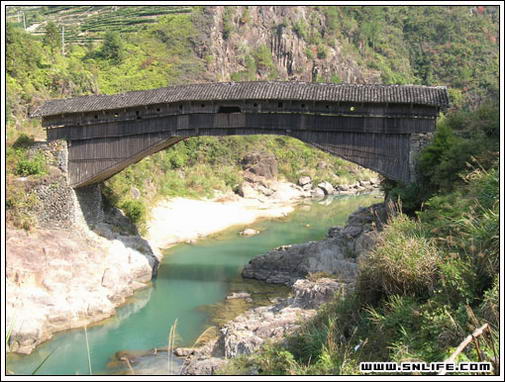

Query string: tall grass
[167,319,178,375]
[221,163,499,375]
[358,214,441,302]
[84,326,93,375]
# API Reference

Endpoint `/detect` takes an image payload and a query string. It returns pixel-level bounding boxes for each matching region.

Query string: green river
[7,193,380,375]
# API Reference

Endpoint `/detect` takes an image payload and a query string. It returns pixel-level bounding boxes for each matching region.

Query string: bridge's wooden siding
[49,100,438,187]
[34,82,447,188]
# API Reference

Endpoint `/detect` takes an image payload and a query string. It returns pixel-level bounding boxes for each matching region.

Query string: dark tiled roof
[31,81,450,117]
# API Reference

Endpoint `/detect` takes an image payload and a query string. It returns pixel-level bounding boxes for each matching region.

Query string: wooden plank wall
[43,101,438,187]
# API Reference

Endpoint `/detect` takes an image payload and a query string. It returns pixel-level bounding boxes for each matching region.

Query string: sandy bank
[146,182,306,250]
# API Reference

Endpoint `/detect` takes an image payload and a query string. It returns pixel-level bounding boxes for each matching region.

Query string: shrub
[14,152,46,176]
[358,214,441,302]
[222,7,234,39]
[12,133,35,149]
[6,181,40,230]
[292,20,308,39]
[317,44,328,59]
[479,277,499,328]
[120,199,146,225]
[253,45,277,77]
[98,31,126,64]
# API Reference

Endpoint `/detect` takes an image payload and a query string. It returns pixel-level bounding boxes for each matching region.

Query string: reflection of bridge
[32,81,449,188]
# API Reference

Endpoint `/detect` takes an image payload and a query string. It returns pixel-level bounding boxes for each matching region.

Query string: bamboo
[438,323,489,375]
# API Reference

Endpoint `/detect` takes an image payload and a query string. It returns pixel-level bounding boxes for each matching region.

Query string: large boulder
[298,176,312,187]
[241,152,278,179]
[242,237,358,285]
[311,187,325,199]
[317,181,335,195]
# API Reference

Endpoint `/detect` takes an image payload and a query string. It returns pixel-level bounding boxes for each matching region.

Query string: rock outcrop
[197,6,380,84]
[6,222,159,354]
[6,141,160,355]
[180,278,345,375]
[241,151,278,179]
[242,203,390,286]
[241,237,357,285]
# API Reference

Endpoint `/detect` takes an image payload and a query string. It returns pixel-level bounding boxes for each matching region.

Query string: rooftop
[31,81,450,117]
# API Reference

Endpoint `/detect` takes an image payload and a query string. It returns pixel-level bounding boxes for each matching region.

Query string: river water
[7,193,380,375]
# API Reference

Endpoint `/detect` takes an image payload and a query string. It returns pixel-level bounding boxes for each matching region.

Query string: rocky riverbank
[241,203,388,286]
[6,142,161,355]
[6,203,160,355]
[6,143,381,357]
[147,158,381,251]
[176,203,391,375]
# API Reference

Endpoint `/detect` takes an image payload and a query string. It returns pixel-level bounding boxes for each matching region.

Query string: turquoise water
[7,193,381,375]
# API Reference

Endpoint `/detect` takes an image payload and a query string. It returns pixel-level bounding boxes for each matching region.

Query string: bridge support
[408,132,435,183]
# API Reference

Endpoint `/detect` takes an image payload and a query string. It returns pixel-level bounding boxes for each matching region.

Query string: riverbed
[7,193,380,375]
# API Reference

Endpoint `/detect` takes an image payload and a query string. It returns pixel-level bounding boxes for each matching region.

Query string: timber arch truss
[31,81,449,188]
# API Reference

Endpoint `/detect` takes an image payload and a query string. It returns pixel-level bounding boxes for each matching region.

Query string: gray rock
[175,347,196,357]
[236,182,259,199]
[130,187,141,200]
[317,181,335,195]
[242,237,358,285]
[354,231,379,258]
[342,224,363,238]
[240,228,260,236]
[298,176,312,186]
[182,357,227,375]
[311,187,325,198]
[292,278,343,309]
[336,184,350,191]
[241,152,278,179]
[221,302,315,359]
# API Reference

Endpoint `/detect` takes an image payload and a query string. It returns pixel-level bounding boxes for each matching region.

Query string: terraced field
[6,5,193,44]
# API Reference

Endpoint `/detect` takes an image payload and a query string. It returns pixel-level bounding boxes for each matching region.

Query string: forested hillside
[5,5,500,375]
[6,5,499,226]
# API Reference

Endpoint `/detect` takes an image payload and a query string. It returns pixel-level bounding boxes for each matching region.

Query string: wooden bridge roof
[31,81,449,118]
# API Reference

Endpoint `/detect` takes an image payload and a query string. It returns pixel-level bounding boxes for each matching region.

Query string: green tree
[43,21,60,52]
[6,23,43,79]
[99,31,126,64]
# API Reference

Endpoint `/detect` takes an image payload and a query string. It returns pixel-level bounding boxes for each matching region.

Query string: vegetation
[384,101,499,213]
[220,102,500,375]
[295,6,499,107]
[5,4,500,376]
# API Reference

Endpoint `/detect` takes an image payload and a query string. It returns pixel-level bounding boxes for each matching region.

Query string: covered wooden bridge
[31,81,449,188]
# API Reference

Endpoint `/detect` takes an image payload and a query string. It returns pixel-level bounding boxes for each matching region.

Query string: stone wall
[73,184,105,228]
[409,132,434,183]
[28,140,105,230]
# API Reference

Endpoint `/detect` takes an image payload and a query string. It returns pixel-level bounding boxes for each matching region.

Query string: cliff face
[195,6,380,83]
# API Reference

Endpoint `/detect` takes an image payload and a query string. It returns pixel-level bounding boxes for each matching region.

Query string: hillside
[5,4,501,376]
[6,4,499,230]
[6,5,192,43]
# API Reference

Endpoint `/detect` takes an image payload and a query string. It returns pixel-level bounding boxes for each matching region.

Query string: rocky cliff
[195,6,380,83]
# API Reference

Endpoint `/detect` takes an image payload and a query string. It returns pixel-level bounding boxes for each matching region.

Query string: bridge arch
[31,81,449,188]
